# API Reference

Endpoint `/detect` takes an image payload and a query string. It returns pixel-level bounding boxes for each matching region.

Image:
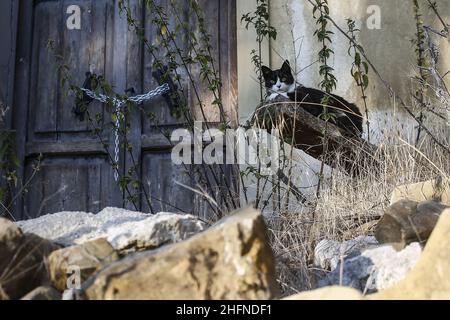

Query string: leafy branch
[312,0,336,198]
[241,0,277,208]
[411,0,430,145]
[242,0,277,102]
[347,19,370,142]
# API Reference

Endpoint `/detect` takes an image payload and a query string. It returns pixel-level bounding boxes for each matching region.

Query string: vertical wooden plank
[124,0,144,211]
[192,164,217,220]
[142,0,186,134]
[111,0,128,97]
[220,0,238,127]
[59,163,89,212]
[0,0,19,130]
[22,158,43,220]
[59,0,90,132]
[220,0,240,205]
[111,0,128,201]
[236,0,270,123]
[86,0,108,127]
[59,0,107,132]
[101,0,123,210]
[12,1,34,220]
[29,1,62,134]
[100,0,131,209]
[86,159,102,213]
[0,0,18,218]
[100,154,115,211]
[189,0,220,123]
[141,152,193,214]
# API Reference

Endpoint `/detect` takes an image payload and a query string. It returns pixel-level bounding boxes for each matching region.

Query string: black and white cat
[261,60,363,137]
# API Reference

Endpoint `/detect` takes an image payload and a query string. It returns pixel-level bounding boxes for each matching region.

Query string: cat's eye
[281,78,286,82]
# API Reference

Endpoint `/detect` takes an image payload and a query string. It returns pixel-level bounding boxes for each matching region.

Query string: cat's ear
[281,60,291,73]
[261,66,272,79]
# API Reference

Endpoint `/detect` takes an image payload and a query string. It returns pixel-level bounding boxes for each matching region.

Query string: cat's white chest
[266,92,289,102]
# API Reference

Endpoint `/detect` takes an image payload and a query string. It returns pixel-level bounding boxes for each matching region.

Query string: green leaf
[355,52,361,66]
[362,74,369,89]
[362,61,369,74]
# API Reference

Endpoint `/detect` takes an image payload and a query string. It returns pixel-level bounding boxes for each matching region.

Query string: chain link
[113,103,122,181]
[80,84,171,181]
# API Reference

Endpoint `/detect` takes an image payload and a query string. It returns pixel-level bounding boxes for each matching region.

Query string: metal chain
[113,102,123,181]
[127,83,171,104]
[80,83,171,181]
[80,83,170,105]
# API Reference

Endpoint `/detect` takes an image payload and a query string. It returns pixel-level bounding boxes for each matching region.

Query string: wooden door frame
[11,1,33,220]
[0,1,19,131]
[0,1,19,220]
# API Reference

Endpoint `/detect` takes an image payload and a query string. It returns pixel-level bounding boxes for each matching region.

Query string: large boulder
[319,242,422,292]
[369,209,450,299]
[80,207,278,300]
[390,178,449,205]
[48,238,119,292]
[17,207,207,253]
[0,218,60,300]
[375,200,448,249]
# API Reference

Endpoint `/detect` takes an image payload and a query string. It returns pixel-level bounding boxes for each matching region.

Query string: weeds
[347,19,371,143]
[267,130,449,295]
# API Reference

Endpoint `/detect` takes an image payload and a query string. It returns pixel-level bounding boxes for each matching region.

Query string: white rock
[314,236,379,271]
[319,242,422,292]
[62,289,76,301]
[369,243,422,290]
[62,289,83,300]
[17,207,207,252]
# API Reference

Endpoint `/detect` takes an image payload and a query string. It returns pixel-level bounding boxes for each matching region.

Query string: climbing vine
[241,0,278,208]
[312,0,336,198]
[347,19,370,142]
[412,0,430,145]
[241,0,277,102]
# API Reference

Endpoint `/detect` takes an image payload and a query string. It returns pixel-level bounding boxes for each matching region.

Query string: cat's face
[261,60,295,93]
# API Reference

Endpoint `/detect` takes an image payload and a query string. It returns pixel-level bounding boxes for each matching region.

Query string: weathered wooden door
[12,0,237,220]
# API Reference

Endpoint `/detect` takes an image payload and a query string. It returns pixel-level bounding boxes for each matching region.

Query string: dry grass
[263,112,449,296]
